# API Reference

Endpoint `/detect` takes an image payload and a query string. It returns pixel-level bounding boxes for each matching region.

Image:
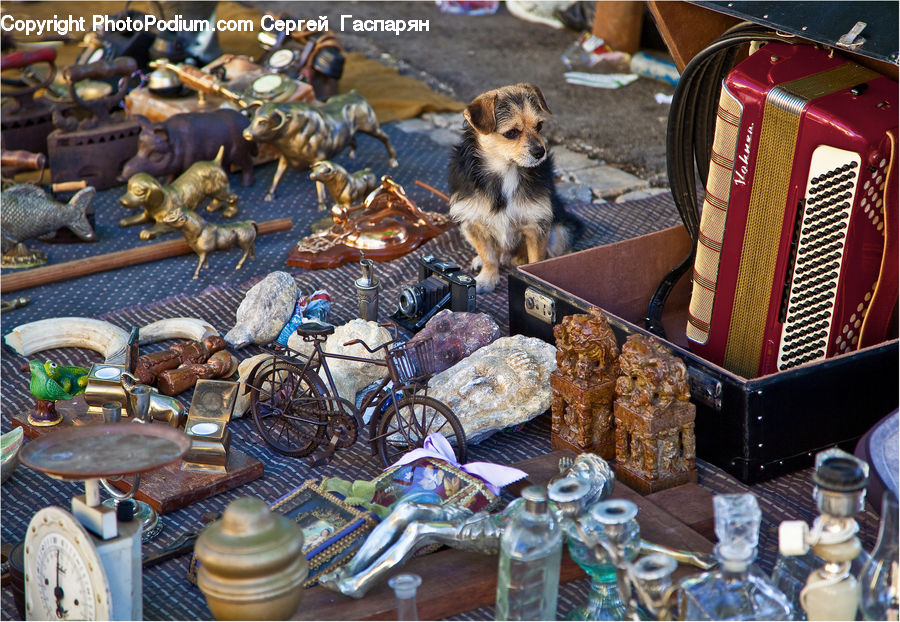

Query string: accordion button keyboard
[777,146,861,371]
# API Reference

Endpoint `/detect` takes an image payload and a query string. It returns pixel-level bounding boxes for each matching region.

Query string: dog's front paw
[475,270,499,294]
[139,230,155,241]
[470,255,483,272]
[263,192,275,202]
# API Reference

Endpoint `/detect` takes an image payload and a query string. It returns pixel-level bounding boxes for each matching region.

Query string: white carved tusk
[139,317,219,345]
[4,317,129,361]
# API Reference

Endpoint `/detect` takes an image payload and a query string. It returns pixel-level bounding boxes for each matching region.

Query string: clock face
[25,507,111,621]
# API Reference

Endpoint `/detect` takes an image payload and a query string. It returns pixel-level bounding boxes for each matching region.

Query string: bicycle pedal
[307,432,341,467]
[307,453,332,468]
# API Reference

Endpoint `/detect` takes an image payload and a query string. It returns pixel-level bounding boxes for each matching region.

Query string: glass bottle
[389,573,422,621]
[678,493,792,620]
[632,553,678,619]
[495,486,563,621]
[859,491,899,621]
[563,498,641,620]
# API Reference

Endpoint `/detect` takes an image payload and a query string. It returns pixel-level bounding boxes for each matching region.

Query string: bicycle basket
[387,338,436,384]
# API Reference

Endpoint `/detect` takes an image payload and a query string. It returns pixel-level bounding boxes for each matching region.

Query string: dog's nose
[530,144,546,160]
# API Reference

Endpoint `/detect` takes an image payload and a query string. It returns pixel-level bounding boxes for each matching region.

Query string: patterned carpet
[0,125,882,620]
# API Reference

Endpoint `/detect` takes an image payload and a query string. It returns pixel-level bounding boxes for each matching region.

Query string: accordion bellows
[687,42,898,378]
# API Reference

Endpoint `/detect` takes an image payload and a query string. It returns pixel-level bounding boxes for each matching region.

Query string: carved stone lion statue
[553,308,620,383]
[615,333,690,411]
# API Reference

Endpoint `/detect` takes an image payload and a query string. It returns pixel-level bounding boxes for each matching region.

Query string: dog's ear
[146,184,164,207]
[517,83,551,115]
[464,92,498,134]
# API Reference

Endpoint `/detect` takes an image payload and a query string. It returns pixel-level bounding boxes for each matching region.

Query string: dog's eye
[503,128,521,140]
[535,121,543,132]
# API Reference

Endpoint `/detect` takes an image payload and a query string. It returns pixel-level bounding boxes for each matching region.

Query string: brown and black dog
[448,83,581,293]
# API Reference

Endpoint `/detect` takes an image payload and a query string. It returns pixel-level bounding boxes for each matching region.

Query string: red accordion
[687,42,898,378]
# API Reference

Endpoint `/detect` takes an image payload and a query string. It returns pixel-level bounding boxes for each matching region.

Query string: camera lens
[398,286,421,317]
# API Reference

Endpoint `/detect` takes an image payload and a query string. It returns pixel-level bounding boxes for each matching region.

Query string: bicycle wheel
[375,394,467,467]
[249,359,327,457]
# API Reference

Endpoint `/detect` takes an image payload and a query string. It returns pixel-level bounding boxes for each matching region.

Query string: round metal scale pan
[19,424,191,480]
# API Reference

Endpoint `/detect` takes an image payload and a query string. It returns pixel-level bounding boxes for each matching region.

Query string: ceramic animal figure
[242,91,398,201]
[119,110,256,187]
[118,147,238,241]
[309,160,379,215]
[0,185,96,266]
[162,208,257,279]
[43,361,89,395]
[27,359,82,402]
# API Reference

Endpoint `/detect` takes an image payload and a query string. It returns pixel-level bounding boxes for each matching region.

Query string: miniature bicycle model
[245,321,467,467]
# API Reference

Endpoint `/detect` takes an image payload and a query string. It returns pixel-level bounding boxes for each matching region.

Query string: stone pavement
[395,111,671,205]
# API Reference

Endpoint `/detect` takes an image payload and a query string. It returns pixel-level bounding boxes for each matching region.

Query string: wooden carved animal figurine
[242,91,398,201]
[1,185,97,267]
[118,147,238,241]
[162,208,258,279]
[309,160,379,217]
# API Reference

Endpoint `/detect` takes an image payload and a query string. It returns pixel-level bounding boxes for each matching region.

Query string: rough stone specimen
[613,334,696,494]
[233,353,272,418]
[288,319,392,403]
[428,335,557,444]
[407,310,500,374]
[225,272,298,349]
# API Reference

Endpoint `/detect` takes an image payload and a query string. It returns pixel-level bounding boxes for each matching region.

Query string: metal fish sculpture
[1,184,97,267]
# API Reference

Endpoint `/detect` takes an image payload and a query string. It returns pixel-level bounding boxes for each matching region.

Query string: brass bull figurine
[242,90,398,202]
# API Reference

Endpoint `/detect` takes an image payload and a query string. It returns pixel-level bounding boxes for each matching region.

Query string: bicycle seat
[295,321,335,338]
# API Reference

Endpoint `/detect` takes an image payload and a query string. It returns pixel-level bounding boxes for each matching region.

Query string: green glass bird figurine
[43,361,89,396]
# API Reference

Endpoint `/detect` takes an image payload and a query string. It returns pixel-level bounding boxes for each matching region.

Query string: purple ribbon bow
[389,433,527,496]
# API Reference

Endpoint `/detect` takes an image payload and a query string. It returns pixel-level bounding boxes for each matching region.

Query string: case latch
[524,287,555,324]
[688,365,723,411]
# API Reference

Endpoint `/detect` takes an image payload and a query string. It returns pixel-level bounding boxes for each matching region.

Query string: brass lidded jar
[195,497,307,620]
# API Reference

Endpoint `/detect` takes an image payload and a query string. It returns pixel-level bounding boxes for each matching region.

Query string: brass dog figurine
[162,208,257,279]
[243,91,398,202]
[118,147,239,241]
[309,160,379,219]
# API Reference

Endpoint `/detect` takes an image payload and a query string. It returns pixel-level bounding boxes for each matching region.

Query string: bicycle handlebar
[341,337,403,353]
[341,321,401,352]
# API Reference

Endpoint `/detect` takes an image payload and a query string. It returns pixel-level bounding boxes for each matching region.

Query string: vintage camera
[391,255,476,332]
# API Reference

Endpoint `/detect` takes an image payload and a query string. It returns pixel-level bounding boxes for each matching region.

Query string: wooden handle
[1,150,46,171]
[0,218,293,294]
[64,56,137,83]
[50,181,87,193]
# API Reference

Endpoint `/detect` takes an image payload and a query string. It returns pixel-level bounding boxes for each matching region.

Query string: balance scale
[19,424,190,620]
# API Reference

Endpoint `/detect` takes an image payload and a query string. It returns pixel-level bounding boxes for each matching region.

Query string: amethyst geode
[408,310,500,373]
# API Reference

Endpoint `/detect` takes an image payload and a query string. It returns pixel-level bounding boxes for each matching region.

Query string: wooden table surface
[292,450,715,621]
